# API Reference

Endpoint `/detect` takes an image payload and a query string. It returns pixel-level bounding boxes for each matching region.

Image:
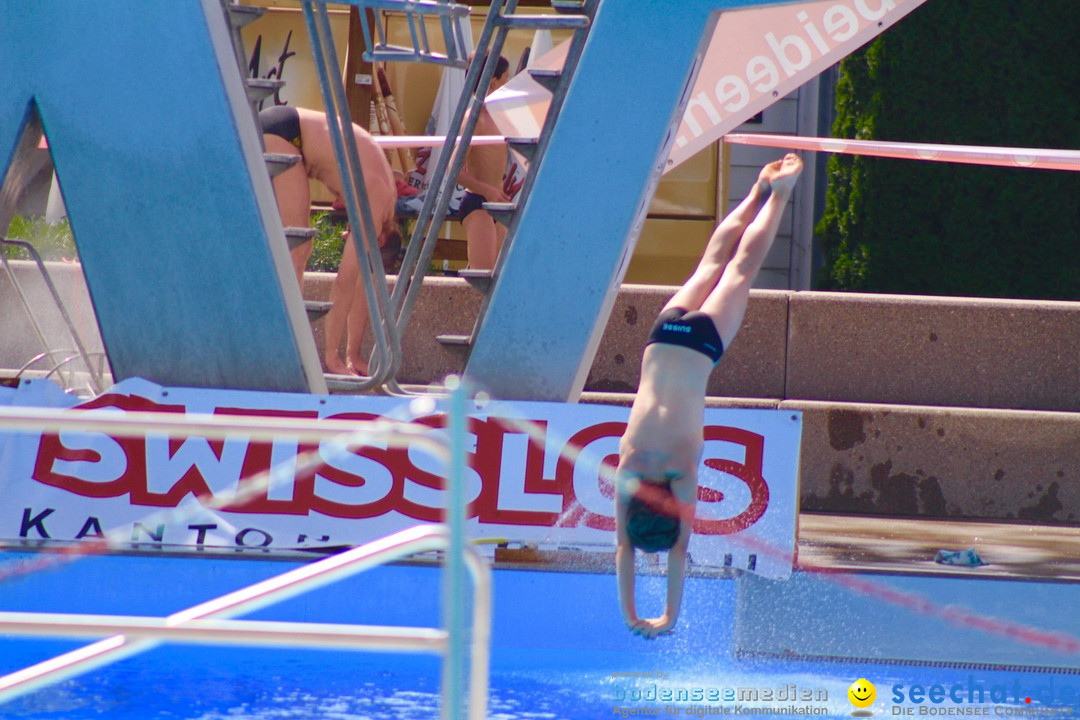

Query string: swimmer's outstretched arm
[616,494,691,640]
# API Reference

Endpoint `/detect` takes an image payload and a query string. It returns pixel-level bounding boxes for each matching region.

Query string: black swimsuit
[645,307,724,364]
[258,106,303,152]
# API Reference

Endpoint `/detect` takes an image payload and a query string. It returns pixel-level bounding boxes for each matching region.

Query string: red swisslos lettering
[31,394,770,533]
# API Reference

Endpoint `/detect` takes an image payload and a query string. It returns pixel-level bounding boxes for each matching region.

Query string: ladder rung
[285,227,318,250]
[506,137,539,163]
[527,68,562,93]
[495,14,589,30]
[436,334,472,347]
[226,3,266,28]
[457,268,493,291]
[481,202,516,226]
[245,78,284,103]
[551,0,586,14]
[365,46,469,69]
[325,374,372,392]
[304,301,332,321]
[265,153,301,178]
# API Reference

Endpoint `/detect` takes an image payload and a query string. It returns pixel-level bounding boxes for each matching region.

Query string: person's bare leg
[699,154,802,348]
[345,278,371,376]
[664,161,780,313]
[324,230,361,375]
[463,211,498,270]
[264,134,311,289]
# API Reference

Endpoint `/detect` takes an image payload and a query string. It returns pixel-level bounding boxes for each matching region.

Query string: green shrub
[818,0,1080,300]
[305,210,348,272]
[3,215,77,262]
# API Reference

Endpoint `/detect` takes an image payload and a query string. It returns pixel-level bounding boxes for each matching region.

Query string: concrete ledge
[788,400,1080,524]
[303,273,478,383]
[9,266,1078,413]
[581,392,781,409]
[787,291,1080,411]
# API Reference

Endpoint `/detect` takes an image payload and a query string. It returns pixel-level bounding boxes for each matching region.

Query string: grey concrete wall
[0,260,104,372]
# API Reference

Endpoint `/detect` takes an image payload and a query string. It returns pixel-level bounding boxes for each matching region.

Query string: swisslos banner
[0,378,801,579]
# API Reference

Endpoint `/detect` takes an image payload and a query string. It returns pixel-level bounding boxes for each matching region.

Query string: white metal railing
[0,384,488,720]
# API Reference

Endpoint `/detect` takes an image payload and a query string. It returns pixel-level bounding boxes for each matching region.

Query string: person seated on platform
[259,105,400,376]
[615,153,803,640]
[456,53,510,271]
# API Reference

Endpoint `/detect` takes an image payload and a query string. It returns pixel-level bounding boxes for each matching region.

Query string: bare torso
[619,343,714,490]
[463,108,508,199]
[297,107,396,231]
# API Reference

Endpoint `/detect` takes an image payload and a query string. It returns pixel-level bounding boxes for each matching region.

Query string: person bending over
[615,154,803,639]
[259,106,400,376]
[456,53,510,271]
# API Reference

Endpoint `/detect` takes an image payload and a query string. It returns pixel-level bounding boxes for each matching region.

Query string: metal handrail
[0,239,104,394]
[381,0,595,398]
[0,525,491,720]
[303,0,402,391]
[383,0,516,397]
[354,0,471,67]
[0,381,489,720]
[461,0,599,353]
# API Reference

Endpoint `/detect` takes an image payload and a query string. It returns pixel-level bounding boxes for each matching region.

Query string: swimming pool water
[0,554,1076,719]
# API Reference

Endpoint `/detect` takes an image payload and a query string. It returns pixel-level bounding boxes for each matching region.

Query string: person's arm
[616,540,640,629]
[632,537,687,639]
[632,473,695,639]
[615,489,641,629]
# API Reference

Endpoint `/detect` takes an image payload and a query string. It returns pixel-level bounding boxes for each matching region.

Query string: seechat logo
[848,678,877,717]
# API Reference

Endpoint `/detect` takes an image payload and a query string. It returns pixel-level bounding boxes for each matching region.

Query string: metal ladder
[223,0,594,394]
[220,1,328,321]
[381,0,598,395]
[295,0,595,394]
[0,238,106,395]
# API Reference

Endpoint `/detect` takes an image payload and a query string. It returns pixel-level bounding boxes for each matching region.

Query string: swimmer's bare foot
[758,158,783,184]
[346,358,369,376]
[325,357,357,376]
[767,153,803,195]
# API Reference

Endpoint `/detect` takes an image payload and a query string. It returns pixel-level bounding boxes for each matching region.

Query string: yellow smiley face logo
[848,678,876,708]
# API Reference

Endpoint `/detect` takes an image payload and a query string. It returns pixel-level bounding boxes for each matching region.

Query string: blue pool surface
[0,552,1076,719]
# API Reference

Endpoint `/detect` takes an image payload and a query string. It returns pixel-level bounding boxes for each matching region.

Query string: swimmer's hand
[629,615,675,640]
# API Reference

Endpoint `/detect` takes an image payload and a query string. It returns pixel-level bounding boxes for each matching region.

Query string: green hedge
[817,0,1080,300]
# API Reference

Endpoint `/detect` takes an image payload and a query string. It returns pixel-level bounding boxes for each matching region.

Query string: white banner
[484,0,927,171]
[0,378,801,578]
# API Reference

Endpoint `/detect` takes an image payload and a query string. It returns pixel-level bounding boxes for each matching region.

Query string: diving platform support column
[0,0,325,394]
[464,0,799,402]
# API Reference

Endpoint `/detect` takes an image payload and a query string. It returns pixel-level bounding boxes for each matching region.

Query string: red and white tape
[725,132,1080,172]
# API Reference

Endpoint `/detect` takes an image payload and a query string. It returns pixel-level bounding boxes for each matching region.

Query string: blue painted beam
[465,0,802,402]
[0,0,324,394]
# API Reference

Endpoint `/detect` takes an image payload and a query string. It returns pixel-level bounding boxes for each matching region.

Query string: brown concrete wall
[786,292,1080,412]
[585,285,790,399]
[11,270,1077,414]
[303,274,476,383]
[788,400,1080,524]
